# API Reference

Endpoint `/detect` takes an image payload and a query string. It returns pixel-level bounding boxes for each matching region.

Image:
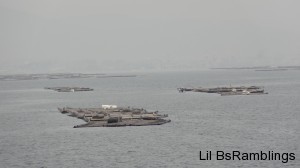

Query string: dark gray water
[0,70,299,168]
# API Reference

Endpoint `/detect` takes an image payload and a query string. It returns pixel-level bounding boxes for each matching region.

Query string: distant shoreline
[0,73,137,81]
[211,66,300,71]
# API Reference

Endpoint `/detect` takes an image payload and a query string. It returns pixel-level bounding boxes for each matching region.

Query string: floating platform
[58,106,170,128]
[178,86,267,96]
[45,87,93,92]
[220,91,268,96]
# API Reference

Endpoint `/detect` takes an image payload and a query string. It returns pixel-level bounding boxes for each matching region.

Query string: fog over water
[1,0,300,74]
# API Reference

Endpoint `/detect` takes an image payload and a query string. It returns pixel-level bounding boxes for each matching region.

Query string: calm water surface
[0,70,299,168]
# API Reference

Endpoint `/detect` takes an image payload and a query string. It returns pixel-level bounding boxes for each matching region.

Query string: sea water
[0,70,299,168]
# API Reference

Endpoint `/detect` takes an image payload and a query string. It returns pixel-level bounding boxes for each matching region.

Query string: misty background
[1,0,300,74]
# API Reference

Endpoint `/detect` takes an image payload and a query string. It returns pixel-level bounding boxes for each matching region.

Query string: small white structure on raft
[102,105,118,109]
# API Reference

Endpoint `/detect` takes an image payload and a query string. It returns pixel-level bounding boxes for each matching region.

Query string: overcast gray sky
[1,0,300,74]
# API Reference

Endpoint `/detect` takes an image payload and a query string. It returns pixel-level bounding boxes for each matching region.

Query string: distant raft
[58,106,170,128]
[45,87,93,92]
[178,86,268,96]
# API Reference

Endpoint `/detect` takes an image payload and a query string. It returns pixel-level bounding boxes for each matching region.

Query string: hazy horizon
[1,0,300,74]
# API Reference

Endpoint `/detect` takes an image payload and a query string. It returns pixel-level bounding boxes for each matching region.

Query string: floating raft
[45,87,93,92]
[178,86,268,96]
[58,106,171,128]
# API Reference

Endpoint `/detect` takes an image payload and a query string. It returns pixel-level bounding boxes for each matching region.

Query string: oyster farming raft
[58,105,171,128]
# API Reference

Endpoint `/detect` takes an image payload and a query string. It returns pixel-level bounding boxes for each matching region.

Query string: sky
[1,0,300,74]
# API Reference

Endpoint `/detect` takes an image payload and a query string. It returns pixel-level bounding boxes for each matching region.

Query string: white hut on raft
[102,105,118,109]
